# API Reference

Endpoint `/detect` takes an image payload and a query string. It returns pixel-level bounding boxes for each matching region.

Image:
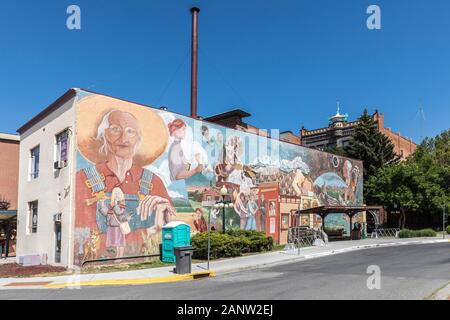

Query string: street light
[214,185,233,233]
[220,185,228,196]
[206,193,234,270]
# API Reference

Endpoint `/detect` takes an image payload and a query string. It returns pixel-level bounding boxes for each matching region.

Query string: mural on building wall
[73,93,363,265]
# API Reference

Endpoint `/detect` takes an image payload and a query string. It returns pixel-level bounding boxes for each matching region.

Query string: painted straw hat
[77,94,168,167]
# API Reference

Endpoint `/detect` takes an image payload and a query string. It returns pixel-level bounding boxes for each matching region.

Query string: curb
[3,271,216,289]
[428,282,450,300]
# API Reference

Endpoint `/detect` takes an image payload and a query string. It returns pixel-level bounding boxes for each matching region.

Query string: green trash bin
[161,221,191,263]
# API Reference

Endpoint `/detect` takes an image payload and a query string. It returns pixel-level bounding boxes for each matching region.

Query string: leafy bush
[398,229,413,238]
[398,228,437,238]
[415,229,437,237]
[447,226,450,234]
[324,227,344,235]
[226,230,274,252]
[191,230,274,260]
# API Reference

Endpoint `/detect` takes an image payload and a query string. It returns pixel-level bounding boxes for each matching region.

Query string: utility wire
[201,46,250,108]
[155,48,190,106]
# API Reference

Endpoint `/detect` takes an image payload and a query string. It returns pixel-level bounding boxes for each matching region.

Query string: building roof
[0,133,20,142]
[328,103,349,122]
[0,210,17,221]
[298,205,383,215]
[203,109,251,122]
[17,89,77,134]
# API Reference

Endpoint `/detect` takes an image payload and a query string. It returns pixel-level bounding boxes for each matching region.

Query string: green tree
[323,145,347,157]
[367,129,450,228]
[411,129,450,215]
[0,196,11,210]
[344,109,400,202]
[367,162,419,228]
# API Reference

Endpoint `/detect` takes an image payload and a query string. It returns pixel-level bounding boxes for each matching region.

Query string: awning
[297,205,383,215]
[295,205,384,233]
[0,210,17,221]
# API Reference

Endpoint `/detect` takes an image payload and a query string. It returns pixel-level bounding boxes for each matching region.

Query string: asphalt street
[1,243,448,300]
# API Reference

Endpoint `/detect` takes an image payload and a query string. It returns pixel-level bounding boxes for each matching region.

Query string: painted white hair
[96,110,143,156]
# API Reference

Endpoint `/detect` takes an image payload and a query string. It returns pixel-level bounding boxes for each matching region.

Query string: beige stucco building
[16,90,77,266]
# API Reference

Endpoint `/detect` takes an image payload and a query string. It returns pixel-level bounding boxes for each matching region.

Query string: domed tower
[328,101,349,146]
[328,101,349,129]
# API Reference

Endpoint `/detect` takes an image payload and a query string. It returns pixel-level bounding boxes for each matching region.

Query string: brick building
[298,108,417,159]
[279,131,301,145]
[204,107,416,160]
[203,109,269,137]
[0,133,20,210]
[0,133,20,258]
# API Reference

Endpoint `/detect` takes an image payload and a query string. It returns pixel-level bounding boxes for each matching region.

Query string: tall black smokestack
[190,7,200,118]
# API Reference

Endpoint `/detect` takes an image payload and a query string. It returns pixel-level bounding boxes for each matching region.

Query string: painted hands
[138,195,176,231]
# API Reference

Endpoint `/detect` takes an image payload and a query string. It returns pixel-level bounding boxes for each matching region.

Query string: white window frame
[55,129,69,169]
[27,200,38,234]
[29,145,40,180]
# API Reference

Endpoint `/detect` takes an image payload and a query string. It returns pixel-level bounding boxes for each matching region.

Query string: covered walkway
[297,205,383,239]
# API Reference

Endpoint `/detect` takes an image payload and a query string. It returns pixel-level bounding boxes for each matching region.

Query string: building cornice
[16,89,78,134]
[0,133,20,142]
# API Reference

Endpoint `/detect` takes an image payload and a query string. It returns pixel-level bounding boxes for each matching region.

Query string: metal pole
[222,206,226,233]
[4,220,10,259]
[222,195,226,233]
[190,7,200,118]
[81,253,161,267]
[443,206,446,240]
[207,208,211,270]
[349,214,353,241]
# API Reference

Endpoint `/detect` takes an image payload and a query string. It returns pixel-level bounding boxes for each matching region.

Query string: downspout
[66,94,79,269]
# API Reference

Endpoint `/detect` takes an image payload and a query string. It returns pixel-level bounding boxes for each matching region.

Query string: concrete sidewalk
[0,236,448,289]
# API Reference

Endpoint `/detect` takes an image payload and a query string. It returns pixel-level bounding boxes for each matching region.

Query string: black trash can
[173,246,194,274]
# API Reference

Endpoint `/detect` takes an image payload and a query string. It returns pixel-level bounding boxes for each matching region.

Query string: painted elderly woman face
[104,111,141,160]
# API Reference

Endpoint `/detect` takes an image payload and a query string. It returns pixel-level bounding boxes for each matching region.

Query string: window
[30,145,40,179]
[55,130,69,167]
[28,201,38,234]
[281,214,290,230]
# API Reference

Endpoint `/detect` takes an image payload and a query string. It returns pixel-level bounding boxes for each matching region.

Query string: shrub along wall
[398,228,437,238]
[191,230,274,260]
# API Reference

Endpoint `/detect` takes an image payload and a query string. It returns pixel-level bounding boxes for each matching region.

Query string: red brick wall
[280,132,301,145]
[0,140,19,210]
[379,128,417,159]
[374,112,417,159]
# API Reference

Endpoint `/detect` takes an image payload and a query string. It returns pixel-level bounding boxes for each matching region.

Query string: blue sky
[1,0,449,143]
